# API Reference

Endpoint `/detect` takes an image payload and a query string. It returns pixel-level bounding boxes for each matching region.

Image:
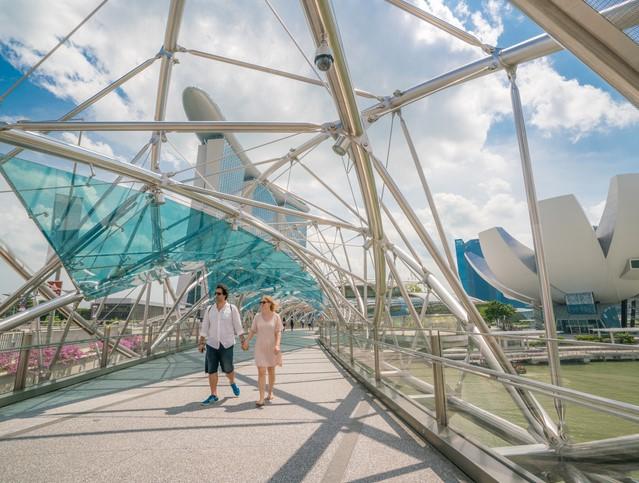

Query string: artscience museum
[467,174,639,332]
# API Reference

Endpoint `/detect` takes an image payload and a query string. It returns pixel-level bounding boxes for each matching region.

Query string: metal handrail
[355,324,639,350]
[326,326,639,423]
[0,321,197,354]
[375,336,639,421]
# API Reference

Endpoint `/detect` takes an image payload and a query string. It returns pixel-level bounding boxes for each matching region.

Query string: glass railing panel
[494,399,639,480]
[49,338,101,376]
[175,318,197,350]
[473,333,639,406]
[0,348,18,395]
[440,364,533,448]
[0,318,199,399]
[350,328,375,375]
[378,343,437,414]
[530,392,639,445]
[319,322,639,480]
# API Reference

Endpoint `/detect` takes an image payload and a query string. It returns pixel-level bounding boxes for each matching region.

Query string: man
[199,283,245,405]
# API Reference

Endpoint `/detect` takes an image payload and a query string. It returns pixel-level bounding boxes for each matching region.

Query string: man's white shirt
[200,302,243,349]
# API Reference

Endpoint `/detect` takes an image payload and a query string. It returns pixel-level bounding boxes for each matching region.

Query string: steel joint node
[158,46,175,59]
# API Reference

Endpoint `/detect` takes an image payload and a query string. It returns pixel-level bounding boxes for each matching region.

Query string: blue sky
[0,56,73,119]
[475,2,638,207]
[0,0,637,297]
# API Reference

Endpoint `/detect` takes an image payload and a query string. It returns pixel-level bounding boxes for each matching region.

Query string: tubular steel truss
[0,1,638,480]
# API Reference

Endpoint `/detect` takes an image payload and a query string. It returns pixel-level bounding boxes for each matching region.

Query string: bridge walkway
[0,331,467,482]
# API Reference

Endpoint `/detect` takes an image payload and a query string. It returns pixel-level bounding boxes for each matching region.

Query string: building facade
[455,238,527,308]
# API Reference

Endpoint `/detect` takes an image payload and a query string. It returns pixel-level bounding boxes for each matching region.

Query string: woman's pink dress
[251,313,283,368]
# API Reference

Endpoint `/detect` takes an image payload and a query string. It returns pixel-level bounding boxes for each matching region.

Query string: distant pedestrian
[243,295,283,407]
[198,284,245,405]
[290,319,295,331]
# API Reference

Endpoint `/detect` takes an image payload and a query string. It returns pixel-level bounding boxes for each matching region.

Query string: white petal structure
[474,174,639,304]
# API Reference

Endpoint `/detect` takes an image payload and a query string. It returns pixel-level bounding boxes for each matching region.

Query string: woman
[242,296,282,407]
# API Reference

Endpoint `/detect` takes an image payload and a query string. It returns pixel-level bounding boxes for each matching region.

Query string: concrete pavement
[0,331,469,482]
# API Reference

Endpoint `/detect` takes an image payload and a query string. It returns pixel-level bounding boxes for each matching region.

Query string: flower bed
[0,344,85,375]
[90,335,143,353]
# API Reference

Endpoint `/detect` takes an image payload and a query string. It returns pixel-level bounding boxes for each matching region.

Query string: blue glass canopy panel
[0,155,322,305]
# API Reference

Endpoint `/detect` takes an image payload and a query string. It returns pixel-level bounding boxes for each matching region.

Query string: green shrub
[575,335,601,342]
[614,333,636,344]
[574,333,636,344]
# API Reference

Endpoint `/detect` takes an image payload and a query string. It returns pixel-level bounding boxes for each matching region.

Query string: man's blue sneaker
[201,394,219,405]
[231,383,240,396]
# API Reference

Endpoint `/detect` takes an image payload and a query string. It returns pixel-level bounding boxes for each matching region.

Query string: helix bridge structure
[0,1,638,481]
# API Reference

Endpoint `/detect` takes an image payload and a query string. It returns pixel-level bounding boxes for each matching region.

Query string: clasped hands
[240,340,280,355]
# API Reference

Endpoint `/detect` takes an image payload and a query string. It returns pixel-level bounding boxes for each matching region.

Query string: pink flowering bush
[0,335,146,376]
[0,351,20,375]
[0,344,86,375]
[59,345,85,361]
[120,335,143,352]
[90,335,143,353]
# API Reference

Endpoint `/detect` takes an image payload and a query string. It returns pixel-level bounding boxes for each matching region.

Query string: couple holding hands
[199,284,283,407]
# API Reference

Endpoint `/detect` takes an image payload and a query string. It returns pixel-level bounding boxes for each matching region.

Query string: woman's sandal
[256,400,265,407]
[266,395,275,402]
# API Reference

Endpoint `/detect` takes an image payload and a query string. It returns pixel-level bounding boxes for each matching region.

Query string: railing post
[374,322,381,383]
[349,323,354,365]
[147,326,154,357]
[14,332,33,391]
[100,324,111,368]
[336,319,341,354]
[431,331,448,427]
[175,321,181,350]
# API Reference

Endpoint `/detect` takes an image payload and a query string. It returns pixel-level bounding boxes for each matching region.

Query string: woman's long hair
[261,295,278,312]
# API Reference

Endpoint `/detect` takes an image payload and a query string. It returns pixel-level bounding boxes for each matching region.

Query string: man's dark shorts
[205,343,234,374]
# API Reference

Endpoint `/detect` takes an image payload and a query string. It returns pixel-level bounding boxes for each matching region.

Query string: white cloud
[469,0,504,46]
[60,132,116,159]
[518,59,639,141]
[434,191,530,242]
[0,184,50,295]
[410,0,504,51]
[0,115,20,123]
[478,177,511,195]
[0,0,636,300]
[587,199,606,226]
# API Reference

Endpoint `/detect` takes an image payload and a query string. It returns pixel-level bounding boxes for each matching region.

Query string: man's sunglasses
[215,292,223,296]
[260,301,267,304]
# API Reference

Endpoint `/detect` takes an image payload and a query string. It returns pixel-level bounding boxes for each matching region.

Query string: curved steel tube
[300,0,387,380]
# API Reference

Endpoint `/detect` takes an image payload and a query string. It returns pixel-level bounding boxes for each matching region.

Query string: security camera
[314,39,334,72]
